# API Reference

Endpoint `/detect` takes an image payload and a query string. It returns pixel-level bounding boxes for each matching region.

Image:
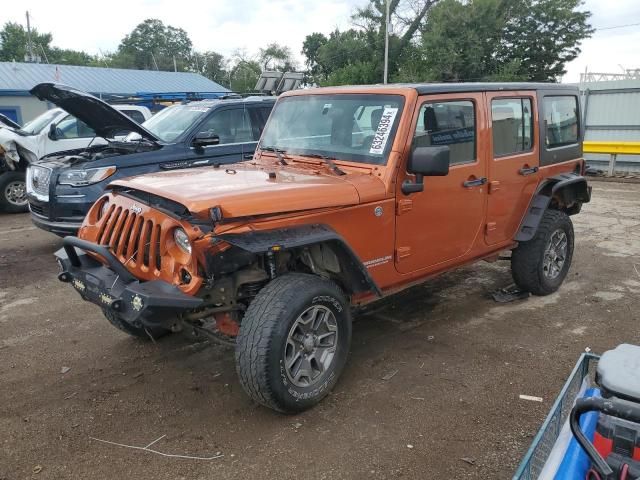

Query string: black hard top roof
[411,82,577,94]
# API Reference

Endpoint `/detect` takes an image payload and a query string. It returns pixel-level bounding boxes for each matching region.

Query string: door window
[491,98,533,156]
[196,108,254,145]
[543,96,578,148]
[55,115,95,139]
[414,100,476,165]
[120,110,145,124]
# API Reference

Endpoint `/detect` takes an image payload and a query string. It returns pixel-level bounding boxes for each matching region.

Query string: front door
[485,91,540,245]
[187,106,259,165]
[395,93,488,274]
[43,115,107,156]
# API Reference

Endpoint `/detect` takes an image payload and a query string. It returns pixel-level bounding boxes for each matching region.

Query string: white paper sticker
[369,107,398,155]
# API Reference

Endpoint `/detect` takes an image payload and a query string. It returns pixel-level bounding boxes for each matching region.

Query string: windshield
[20,109,61,135]
[260,94,404,165]
[142,104,211,142]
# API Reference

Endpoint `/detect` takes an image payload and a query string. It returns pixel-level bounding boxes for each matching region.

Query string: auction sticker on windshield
[369,107,398,155]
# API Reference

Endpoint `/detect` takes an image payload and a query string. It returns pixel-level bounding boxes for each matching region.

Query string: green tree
[0,22,52,62]
[259,42,296,72]
[418,0,594,82]
[0,22,93,66]
[117,19,193,71]
[498,0,594,81]
[191,51,229,88]
[229,50,262,93]
[302,0,439,85]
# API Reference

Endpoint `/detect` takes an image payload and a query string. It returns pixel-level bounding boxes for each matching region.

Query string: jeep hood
[110,164,386,218]
[30,83,159,142]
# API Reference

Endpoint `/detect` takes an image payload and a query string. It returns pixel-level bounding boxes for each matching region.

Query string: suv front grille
[97,205,162,272]
[27,165,52,198]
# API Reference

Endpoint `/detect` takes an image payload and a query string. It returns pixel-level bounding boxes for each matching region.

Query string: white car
[0,105,151,213]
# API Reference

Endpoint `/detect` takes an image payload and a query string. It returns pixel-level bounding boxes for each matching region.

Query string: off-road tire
[102,309,170,340]
[0,171,28,213]
[511,209,574,296]
[235,273,352,413]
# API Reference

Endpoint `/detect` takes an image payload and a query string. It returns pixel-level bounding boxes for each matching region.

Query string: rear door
[394,93,488,274]
[485,91,540,245]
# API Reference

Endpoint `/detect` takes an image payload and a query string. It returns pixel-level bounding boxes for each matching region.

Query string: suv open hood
[110,163,386,219]
[29,83,159,142]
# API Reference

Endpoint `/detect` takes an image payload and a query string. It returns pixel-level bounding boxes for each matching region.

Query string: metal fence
[580,79,640,173]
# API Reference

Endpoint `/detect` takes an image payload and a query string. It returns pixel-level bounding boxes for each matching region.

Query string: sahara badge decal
[363,255,392,268]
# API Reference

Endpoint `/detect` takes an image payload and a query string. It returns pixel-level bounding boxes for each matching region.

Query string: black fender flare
[218,224,382,296]
[515,173,591,242]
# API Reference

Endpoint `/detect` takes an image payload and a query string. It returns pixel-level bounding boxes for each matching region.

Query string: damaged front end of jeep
[55,185,372,343]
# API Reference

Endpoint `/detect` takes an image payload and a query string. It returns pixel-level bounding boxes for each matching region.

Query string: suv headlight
[174,228,192,254]
[58,166,116,186]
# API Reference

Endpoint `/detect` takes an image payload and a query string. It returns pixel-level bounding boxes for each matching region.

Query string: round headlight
[174,228,192,255]
[99,200,110,219]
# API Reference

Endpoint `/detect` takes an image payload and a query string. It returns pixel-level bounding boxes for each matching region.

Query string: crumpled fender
[0,128,39,169]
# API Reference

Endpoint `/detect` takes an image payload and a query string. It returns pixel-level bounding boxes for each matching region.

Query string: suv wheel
[511,209,574,296]
[0,171,28,213]
[102,309,170,340]
[235,273,352,413]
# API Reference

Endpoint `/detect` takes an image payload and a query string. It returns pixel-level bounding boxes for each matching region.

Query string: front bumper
[30,208,82,236]
[56,237,202,328]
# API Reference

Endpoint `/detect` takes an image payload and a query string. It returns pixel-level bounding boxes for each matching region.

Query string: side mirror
[48,123,58,140]
[402,145,450,194]
[193,131,220,147]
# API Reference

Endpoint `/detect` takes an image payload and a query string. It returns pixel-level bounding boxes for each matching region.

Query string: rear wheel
[235,273,352,413]
[511,209,574,296]
[0,171,28,213]
[102,309,170,340]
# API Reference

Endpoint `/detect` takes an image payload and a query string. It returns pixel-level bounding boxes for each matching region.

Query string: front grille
[28,165,51,197]
[97,205,163,272]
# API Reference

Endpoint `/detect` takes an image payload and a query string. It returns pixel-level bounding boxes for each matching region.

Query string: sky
[3,0,639,82]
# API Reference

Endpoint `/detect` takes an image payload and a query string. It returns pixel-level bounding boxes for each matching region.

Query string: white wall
[0,95,50,124]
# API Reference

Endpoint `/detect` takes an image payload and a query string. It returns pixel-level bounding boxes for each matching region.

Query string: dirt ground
[1,181,639,480]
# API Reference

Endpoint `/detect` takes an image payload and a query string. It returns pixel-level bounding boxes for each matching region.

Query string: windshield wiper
[296,153,346,176]
[260,145,289,165]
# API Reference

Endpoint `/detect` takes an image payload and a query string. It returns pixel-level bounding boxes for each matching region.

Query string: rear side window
[544,96,578,149]
[491,98,533,156]
[414,100,476,165]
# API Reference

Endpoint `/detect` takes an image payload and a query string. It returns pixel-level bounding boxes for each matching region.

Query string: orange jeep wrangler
[56,83,591,413]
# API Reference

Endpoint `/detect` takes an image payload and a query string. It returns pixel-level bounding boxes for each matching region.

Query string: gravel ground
[1,181,639,480]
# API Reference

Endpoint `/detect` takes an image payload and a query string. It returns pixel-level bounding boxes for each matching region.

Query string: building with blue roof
[0,61,229,124]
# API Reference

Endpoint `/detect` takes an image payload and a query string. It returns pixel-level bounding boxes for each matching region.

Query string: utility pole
[25,11,35,62]
[173,55,177,72]
[383,0,390,84]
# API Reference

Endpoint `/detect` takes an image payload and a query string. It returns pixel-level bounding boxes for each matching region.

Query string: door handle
[519,166,539,176]
[463,177,487,188]
[243,154,254,159]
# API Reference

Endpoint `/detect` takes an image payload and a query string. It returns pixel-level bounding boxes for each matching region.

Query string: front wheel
[511,209,574,296]
[0,171,28,213]
[235,273,352,413]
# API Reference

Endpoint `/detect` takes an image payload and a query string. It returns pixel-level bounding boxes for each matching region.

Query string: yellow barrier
[582,141,640,175]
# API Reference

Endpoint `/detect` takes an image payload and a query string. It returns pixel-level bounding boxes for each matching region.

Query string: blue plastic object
[555,388,601,479]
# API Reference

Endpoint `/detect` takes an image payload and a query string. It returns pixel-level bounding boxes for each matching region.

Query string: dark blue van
[26,83,275,236]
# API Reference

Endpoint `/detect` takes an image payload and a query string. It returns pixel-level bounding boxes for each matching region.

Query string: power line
[594,22,640,31]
